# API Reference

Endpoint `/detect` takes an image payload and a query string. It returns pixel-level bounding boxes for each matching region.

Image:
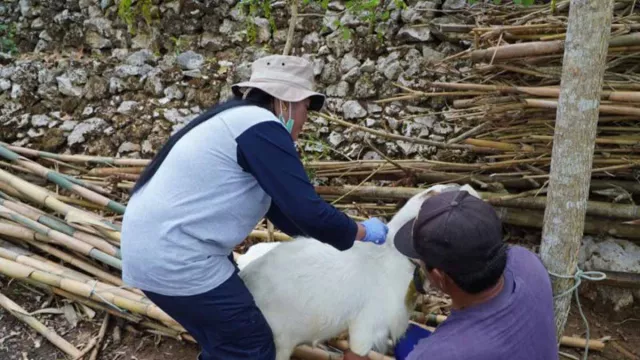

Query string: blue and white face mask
[279,101,294,133]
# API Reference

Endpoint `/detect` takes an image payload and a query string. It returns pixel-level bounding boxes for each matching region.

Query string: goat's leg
[274,338,296,360]
[346,319,378,357]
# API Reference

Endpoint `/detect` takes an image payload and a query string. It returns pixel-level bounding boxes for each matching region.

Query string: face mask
[279,101,294,133]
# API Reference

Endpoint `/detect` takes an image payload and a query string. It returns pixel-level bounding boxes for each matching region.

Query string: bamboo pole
[0,291,82,358]
[0,239,143,303]
[0,205,122,269]
[314,185,640,219]
[0,197,120,257]
[0,257,177,327]
[0,145,125,214]
[0,168,121,241]
[0,143,150,166]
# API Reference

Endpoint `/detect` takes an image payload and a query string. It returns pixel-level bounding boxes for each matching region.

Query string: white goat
[238,184,480,360]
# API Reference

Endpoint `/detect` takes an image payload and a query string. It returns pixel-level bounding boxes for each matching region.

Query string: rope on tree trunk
[548,268,607,360]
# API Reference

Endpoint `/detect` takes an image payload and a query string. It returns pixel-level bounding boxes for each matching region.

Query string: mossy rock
[38,128,67,152]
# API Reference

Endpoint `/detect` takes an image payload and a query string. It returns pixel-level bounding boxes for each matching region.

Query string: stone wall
[0,0,471,159]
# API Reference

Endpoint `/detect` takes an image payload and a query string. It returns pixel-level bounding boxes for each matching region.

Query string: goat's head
[389,183,481,297]
[387,183,480,243]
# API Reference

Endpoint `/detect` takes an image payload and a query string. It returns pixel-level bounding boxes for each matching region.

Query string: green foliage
[240,0,277,44]
[331,0,407,42]
[118,0,154,35]
[0,23,18,54]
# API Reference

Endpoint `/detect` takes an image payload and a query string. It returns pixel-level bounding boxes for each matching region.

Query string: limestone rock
[353,74,376,99]
[56,76,83,97]
[443,0,467,10]
[118,142,141,154]
[68,118,108,146]
[342,67,361,84]
[343,100,367,119]
[109,77,126,94]
[117,101,139,115]
[163,108,185,124]
[60,120,78,131]
[85,32,112,49]
[0,79,10,92]
[580,236,640,312]
[177,51,205,70]
[326,31,354,57]
[126,50,157,66]
[253,17,271,43]
[302,32,322,50]
[401,1,437,23]
[340,53,361,74]
[84,76,108,100]
[326,81,349,98]
[10,84,22,99]
[397,26,432,42]
[145,76,165,97]
[360,59,375,73]
[328,131,345,147]
[31,114,52,127]
[164,85,184,100]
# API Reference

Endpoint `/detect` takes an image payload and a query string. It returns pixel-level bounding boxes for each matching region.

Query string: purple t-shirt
[407,246,558,360]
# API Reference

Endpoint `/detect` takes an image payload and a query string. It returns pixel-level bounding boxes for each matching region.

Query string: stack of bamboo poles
[0,141,622,358]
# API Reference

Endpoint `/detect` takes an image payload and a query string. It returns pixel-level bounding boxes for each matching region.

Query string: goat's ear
[460,184,481,199]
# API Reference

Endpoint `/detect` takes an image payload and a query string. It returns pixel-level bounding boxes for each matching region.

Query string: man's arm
[236,121,359,250]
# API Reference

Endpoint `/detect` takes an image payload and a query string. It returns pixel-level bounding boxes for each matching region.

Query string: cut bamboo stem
[0,291,82,358]
[0,145,125,214]
[0,257,177,326]
[0,143,150,166]
[0,168,121,241]
[0,205,122,269]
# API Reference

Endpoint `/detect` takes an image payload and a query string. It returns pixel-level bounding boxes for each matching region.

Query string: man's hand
[343,349,369,360]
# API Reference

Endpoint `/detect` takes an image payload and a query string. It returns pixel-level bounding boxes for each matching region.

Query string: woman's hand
[357,218,388,245]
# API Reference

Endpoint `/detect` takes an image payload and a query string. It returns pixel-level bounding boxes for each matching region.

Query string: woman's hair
[130,88,275,195]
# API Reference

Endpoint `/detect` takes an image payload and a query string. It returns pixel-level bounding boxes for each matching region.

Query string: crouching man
[393,189,559,360]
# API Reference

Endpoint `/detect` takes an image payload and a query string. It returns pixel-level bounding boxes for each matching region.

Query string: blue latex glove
[360,218,388,245]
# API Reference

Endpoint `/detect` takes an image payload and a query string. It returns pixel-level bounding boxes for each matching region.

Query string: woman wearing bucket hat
[120,54,388,360]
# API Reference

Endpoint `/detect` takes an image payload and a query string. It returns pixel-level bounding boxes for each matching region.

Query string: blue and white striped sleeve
[236,121,358,251]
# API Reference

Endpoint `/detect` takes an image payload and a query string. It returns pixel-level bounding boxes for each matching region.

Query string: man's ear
[427,268,447,292]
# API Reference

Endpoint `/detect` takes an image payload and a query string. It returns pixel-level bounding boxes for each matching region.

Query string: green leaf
[342,27,352,40]
[493,0,502,4]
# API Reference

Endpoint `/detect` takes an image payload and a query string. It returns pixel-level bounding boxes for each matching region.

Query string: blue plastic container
[393,323,432,360]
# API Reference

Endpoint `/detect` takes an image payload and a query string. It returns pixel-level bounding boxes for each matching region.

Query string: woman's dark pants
[143,256,276,360]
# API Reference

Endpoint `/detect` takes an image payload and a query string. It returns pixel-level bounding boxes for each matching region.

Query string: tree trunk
[539,0,614,342]
[282,0,298,56]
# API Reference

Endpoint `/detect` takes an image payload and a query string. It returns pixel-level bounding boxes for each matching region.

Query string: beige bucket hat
[231,55,326,111]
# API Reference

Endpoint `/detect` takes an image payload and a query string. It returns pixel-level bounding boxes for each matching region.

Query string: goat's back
[239,237,410,344]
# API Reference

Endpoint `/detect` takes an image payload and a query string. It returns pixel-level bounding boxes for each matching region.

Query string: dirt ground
[1,276,638,360]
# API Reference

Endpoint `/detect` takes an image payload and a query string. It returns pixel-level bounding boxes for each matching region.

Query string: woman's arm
[236,120,370,250]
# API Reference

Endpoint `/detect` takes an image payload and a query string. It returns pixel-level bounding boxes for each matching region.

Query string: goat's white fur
[238,184,480,360]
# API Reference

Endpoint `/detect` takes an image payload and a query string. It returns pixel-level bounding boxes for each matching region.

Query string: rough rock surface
[579,236,640,312]
[0,0,466,160]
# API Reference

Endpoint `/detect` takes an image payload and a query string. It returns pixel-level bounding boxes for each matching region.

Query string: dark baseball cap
[394,189,507,279]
